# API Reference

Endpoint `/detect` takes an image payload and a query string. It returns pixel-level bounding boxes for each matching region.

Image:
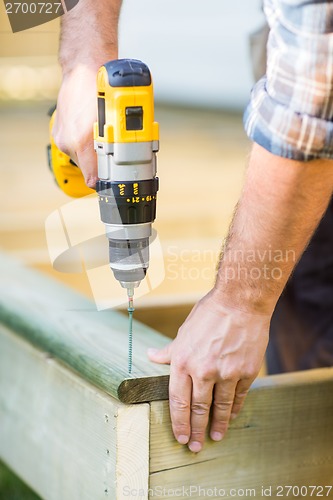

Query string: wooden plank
[0,252,170,404]
[116,405,149,499]
[149,368,333,499]
[149,455,333,500]
[0,325,150,500]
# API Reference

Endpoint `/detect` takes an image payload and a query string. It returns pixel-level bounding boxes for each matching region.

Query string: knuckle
[84,175,97,189]
[214,399,234,410]
[220,370,240,382]
[195,365,216,382]
[169,394,190,412]
[173,355,189,373]
[213,400,234,414]
[242,370,256,381]
[241,364,258,381]
[235,390,249,400]
[240,366,258,382]
[190,429,205,441]
[191,402,211,415]
[53,133,68,156]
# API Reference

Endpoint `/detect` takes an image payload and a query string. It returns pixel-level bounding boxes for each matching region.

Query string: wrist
[60,59,112,81]
[211,275,278,316]
[60,46,118,76]
[59,45,118,76]
[59,0,121,75]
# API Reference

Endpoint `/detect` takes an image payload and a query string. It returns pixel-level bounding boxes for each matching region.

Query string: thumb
[148,342,173,365]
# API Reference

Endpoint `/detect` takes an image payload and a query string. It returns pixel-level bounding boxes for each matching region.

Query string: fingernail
[147,348,158,356]
[177,435,189,445]
[211,431,223,441]
[230,413,237,420]
[188,441,202,453]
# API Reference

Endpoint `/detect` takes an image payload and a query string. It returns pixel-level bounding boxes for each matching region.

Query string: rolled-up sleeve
[243,0,333,160]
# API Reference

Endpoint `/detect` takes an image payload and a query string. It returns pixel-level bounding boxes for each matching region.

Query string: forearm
[54,0,122,185]
[59,0,122,74]
[216,143,333,314]
[150,144,333,453]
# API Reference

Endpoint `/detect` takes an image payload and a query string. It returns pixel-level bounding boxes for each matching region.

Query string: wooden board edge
[116,404,150,500]
[117,375,169,403]
[0,324,125,500]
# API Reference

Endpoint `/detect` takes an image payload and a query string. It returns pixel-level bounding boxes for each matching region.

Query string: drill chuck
[96,177,157,289]
[108,237,149,287]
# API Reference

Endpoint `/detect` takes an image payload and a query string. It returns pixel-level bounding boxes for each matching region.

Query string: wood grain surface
[0,325,150,500]
[149,368,333,498]
[0,252,170,404]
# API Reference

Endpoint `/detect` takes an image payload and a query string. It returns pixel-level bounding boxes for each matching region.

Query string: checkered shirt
[244,0,333,160]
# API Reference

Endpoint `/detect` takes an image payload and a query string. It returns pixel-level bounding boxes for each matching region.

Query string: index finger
[77,141,98,189]
[169,364,192,445]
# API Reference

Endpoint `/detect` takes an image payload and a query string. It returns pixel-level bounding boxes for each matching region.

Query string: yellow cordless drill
[48,59,160,373]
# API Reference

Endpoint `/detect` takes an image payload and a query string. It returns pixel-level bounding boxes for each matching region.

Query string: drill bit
[127,288,135,374]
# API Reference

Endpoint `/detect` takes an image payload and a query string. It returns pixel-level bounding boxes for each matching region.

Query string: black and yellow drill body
[94,59,159,298]
[48,59,159,298]
[48,59,160,373]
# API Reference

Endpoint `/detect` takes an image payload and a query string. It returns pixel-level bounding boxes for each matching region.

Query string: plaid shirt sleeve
[243,0,333,161]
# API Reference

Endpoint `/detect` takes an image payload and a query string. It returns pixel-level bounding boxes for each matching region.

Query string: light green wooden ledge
[0,252,170,404]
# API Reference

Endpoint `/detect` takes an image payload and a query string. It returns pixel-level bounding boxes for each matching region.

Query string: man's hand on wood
[148,289,270,453]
